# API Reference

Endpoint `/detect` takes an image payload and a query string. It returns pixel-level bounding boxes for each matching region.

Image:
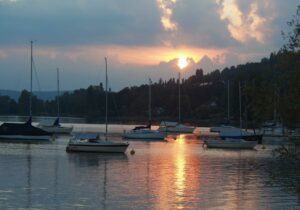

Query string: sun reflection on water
[174,134,187,209]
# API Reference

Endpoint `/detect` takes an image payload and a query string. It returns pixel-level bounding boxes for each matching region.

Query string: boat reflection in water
[0,131,299,209]
[67,152,128,209]
[67,152,128,168]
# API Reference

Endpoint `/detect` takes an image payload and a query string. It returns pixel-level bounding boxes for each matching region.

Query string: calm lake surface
[0,124,299,209]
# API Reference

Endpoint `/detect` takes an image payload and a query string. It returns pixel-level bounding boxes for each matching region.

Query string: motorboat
[158,121,195,133]
[204,138,257,149]
[66,133,129,153]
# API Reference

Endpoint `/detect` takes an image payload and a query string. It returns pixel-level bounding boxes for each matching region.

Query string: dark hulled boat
[0,118,52,141]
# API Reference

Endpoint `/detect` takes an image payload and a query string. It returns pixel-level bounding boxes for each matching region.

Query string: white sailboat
[0,41,52,141]
[66,58,129,153]
[158,71,195,133]
[123,78,167,140]
[38,68,73,134]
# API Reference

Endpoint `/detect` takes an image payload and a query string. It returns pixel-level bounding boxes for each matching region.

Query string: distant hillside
[0,90,20,101]
[0,90,69,101]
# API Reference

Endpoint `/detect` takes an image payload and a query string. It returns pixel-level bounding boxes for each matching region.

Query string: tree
[282,5,300,52]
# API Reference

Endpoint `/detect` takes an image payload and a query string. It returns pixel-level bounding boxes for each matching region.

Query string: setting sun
[177,56,188,69]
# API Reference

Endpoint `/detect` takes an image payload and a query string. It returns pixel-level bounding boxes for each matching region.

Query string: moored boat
[218,128,263,144]
[37,69,73,134]
[38,118,73,134]
[66,57,129,153]
[66,133,129,153]
[204,138,257,149]
[0,118,52,141]
[158,121,195,133]
[123,78,167,140]
[123,126,167,139]
[0,41,53,142]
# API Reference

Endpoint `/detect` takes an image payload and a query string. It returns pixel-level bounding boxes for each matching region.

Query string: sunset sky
[0,0,298,91]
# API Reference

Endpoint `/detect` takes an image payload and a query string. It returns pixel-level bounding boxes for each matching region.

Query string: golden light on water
[177,56,188,69]
[174,134,186,209]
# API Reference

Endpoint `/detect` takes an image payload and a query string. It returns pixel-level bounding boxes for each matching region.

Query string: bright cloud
[216,0,270,43]
[157,0,178,31]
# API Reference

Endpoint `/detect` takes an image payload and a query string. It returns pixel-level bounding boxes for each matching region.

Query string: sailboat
[37,68,73,134]
[66,58,129,153]
[210,82,262,144]
[122,78,167,140]
[158,71,195,133]
[0,41,52,141]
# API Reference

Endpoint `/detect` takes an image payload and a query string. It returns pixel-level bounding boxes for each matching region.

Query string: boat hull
[161,127,195,133]
[66,142,129,153]
[205,139,257,149]
[158,126,195,133]
[159,121,195,134]
[220,134,263,144]
[123,130,166,140]
[0,135,52,141]
[38,125,73,134]
[0,122,53,142]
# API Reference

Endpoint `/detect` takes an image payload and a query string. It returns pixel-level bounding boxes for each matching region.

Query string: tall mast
[57,68,60,119]
[239,81,242,129]
[105,57,108,141]
[273,86,277,122]
[227,80,230,122]
[148,78,152,124]
[29,40,33,118]
[178,72,181,123]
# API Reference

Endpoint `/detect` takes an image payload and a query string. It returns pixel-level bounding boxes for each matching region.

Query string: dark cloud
[172,0,236,48]
[0,0,162,47]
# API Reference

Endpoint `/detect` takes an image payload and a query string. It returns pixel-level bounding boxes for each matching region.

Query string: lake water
[0,124,299,209]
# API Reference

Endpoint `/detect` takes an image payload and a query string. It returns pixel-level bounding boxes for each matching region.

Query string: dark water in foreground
[0,124,299,210]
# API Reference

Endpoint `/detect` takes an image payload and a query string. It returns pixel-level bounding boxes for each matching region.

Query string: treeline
[0,49,299,127]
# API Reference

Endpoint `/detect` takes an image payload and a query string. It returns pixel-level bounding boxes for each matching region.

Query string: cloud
[157,0,178,32]
[0,0,162,47]
[0,50,8,59]
[216,0,270,43]
[0,0,299,91]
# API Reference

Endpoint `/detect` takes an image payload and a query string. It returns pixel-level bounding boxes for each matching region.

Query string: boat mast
[227,80,230,122]
[57,68,60,119]
[239,81,242,129]
[148,78,152,124]
[105,57,108,141]
[29,40,33,119]
[178,72,181,123]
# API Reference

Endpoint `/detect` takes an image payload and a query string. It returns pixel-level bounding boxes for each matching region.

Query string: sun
[177,56,188,69]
